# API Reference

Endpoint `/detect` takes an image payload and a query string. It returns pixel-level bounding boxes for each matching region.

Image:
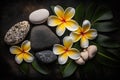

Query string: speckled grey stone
[4,21,30,45]
[35,50,57,63]
[30,25,60,51]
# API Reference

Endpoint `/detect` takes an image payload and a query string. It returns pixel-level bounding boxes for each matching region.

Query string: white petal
[15,54,23,64]
[54,5,64,18]
[65,20,79,31]
[53,44,65,55]
[21,40,31,52]
[64,7,75,20]
[56,24,66,36]
[10,46,22,55]
[58,53,68,65]
[63,36,73,48]
[82,20,91,32]
[48,16,62,26]
[23,52,34,63]
[70,32,81,42]
[67,48,80,60]
[80,37,89,48]
[85,29,97,40]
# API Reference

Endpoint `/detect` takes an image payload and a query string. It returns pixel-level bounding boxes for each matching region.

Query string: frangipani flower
[10,40,34,64]
[48,5,79,36]
[53,36,80,64]
[70,20,97,48]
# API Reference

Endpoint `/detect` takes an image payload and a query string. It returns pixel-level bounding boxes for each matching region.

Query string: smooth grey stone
[36,50,57,63]
[29,9,49,24]
[30,25,60,51]
[4,21,30,45]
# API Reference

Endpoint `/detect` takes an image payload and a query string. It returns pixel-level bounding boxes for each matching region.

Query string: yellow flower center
[80,32,85,36]
[61,18,66,23]
[64,48,69,53]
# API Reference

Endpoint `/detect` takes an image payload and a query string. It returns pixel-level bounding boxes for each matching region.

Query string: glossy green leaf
[93,22,117,32]
[97,34,120,48]
[95,52,120,67]
[98,52,118,62]
[50,6,54,13]
[73,41,81,51]
[19,62,29,74]
[62,61,77,78]
[32,60,49,75]
[75,3,85,25]
[106,48,120,59]
[85,3,97,21]
[91,6,113,23]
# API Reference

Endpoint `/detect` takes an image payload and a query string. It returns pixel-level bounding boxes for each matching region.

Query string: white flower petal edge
[67,48,80,60]
[53,44,65,55]
[54,5,64,18]
[64,7,75,20]
[82,20,91,32]
[15,54,23,64]
[58,53,68,65]
[56,24,66,36]
[63,36,73,48]
[80,37,89,48]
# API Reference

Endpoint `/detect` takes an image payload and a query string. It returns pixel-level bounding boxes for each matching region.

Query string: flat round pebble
[29,9,49,24]
[35,50,57,63]
[75,57,85,65]
[87,45,97,59]
[4,21,30,45]
[80,51,88,61]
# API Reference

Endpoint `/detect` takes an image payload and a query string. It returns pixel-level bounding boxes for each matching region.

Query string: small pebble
[35,50,57,63]
[80,51,88,61]
[75,57,85,65]
[87,45,97,59]
[29,9,49,24]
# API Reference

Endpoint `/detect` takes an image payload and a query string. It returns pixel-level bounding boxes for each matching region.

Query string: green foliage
[62,60,78,78]
[91,5,113,23]
[95,52,120,68]
[93,22,117,32]
[85,3,97,21]
[19,62,29,75]
[96,34,120,48]
[32,60,49,75]
[75,3,85,25]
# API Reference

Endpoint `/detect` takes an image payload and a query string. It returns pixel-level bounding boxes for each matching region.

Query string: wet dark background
[0,0,120,80]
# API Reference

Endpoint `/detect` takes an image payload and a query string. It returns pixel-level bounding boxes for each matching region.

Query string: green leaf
[106,48,120,59]
[50,6,54,13]
[85,3,97,21]
[98,52,118,62]
[93,22,117,32]
[75,3,85,25]
[32,60,49,75]
[95,52,120,67]
[97,34,120,48]
[19,62,29,74]
[73,41,81,51]
[62,60,77,78]
[91,6,113,23]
